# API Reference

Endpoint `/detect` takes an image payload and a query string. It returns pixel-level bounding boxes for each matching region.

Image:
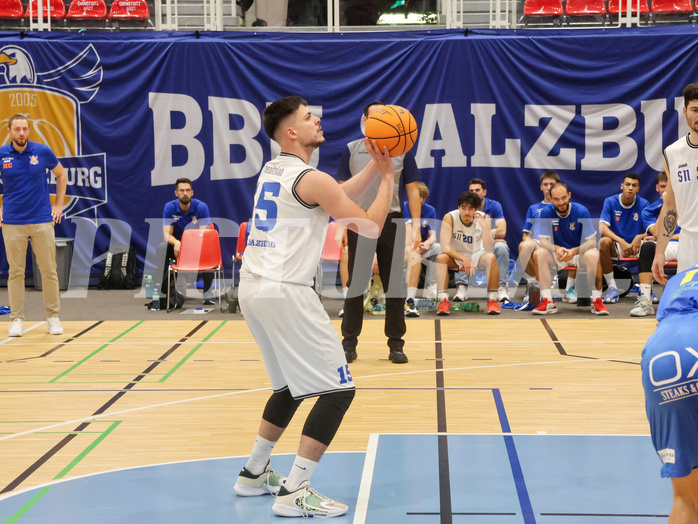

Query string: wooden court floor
[0,316,660,517]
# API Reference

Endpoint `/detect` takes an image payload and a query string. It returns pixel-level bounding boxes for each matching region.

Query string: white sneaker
[8,319,23,337]
[47,317,63,335]
[497,286,511,303]
[272,480,348,518]
[404,298,419,317]
[630,295,654,317]
[234,462,286,497]
[453,285,468,302]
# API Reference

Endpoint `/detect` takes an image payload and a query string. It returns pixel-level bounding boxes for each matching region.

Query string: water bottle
[144,274,154,299]
[152,287,161,311]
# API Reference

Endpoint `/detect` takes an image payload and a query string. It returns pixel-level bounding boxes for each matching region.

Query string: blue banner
[0,27,694,281]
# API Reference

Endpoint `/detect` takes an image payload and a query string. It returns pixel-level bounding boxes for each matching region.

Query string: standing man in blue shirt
[156,177,214,305]
[532,183,608,316]
[0,114,67,337]
[598,173,649,303]
[642,264,698,522]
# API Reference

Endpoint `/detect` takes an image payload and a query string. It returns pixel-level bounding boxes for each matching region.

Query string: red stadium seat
[650,0,693,13]
[23,0,66,18]
[0,0,24,18]
[524,0,564,16]
[66,0,107,18]
[107,0,149,19]
[608,0,650,14]
[566,0,607,16]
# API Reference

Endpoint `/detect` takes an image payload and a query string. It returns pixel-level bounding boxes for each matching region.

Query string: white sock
[407,287,417,300]
[565,277,576,291]
[592,289,602,300]
[640,283,652,298]
[285,456,318,492]
[488,290,497,301]
[604,273,616,289]
[342,287,348,299]
[541,288,552,301]
[438,291,448,301]
[245,435,277,475]
[526,275,538,285]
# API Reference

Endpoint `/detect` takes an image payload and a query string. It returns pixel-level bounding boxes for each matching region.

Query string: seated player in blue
[453,178,511,303]
[631,171,680,317]
[404,181,440,316]
[598,173,649,303]
[531,182,608,315]
[518,171,560,302]
[156,177,215,305]
[642,264,698,522]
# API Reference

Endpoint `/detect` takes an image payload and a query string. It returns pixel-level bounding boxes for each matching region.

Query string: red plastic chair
[0,0,24,18]
[650,0,693,14]
[66,0,107,18]
[23,0,66,18]
[315,221,343,298]
[523,0,564,17]
[167,228,223,312]
[234,221,248,269]
[608,0,650,14]
[566,0,607,16]
[107,0,149,19]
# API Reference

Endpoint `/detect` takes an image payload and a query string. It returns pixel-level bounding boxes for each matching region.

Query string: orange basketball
[365,105,418,158]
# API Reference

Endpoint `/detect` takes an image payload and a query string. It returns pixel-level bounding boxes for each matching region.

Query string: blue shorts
[641,312,698,478]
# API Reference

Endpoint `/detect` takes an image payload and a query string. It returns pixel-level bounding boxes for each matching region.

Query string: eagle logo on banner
[0,44,107,220]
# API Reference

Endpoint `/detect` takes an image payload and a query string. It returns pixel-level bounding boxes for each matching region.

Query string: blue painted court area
[0,435,672,523]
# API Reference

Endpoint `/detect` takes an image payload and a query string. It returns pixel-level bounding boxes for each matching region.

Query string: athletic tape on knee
[301,389,355,446]
[262,389,302,429]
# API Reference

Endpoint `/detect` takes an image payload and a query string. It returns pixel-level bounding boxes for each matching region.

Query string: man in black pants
[338,101,422,364]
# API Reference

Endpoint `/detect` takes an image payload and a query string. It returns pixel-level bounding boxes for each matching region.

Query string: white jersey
[241,153,329,286]
[664,135,698,234]
[448,210,485,260]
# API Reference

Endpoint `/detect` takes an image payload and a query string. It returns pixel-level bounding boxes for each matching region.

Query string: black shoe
[203,299,215,306]
[344,348,357,363]
[389,349,408,364]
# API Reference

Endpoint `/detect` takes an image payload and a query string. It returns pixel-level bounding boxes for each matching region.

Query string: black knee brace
[262,388,302,429]
[302,389,355,446]
[639,241,656,273]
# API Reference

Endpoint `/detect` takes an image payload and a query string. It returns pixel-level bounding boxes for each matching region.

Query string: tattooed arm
[652,159,678,285]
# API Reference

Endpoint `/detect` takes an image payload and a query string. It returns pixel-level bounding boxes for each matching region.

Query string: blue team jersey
[162,198,211,240]
[403,201,437,242]
[600,194,649,243]
[642,265,698,478]
[642,197,681,237]
[538,202,596,249]
[523,201,549,236]
[482,198,504,220]
[0,141,59,225]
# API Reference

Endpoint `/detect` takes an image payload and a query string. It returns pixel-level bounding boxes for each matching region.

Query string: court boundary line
[353,433,379,524]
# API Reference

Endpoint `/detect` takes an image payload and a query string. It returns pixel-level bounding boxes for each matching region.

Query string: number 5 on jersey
[253,181,280,232]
